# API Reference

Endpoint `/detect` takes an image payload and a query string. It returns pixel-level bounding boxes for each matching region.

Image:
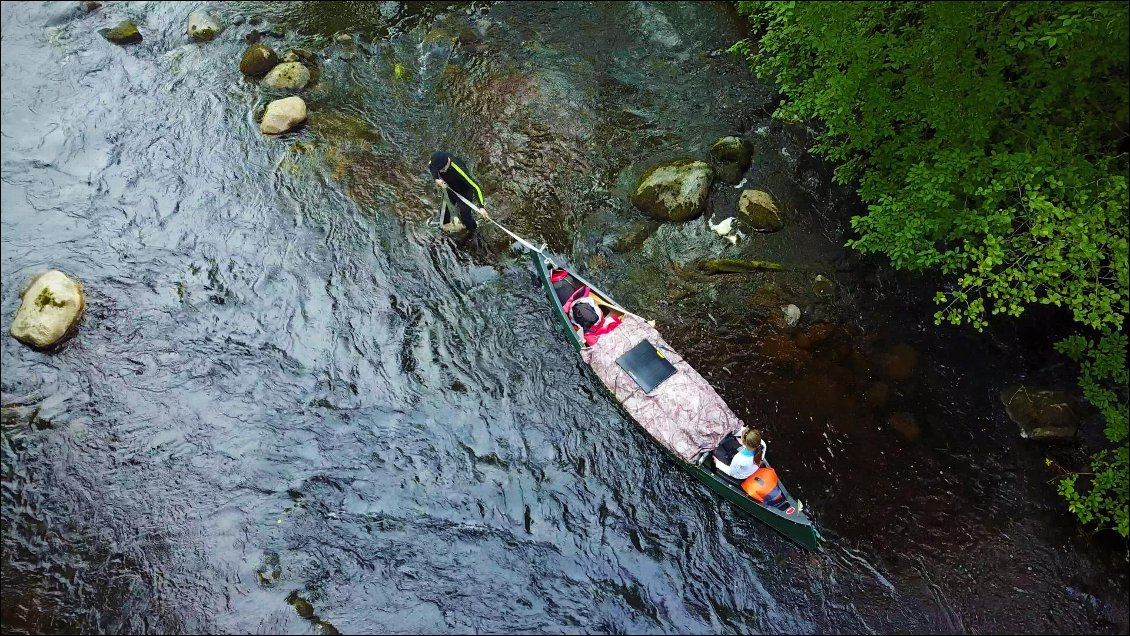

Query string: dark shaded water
[2,2,1126,634]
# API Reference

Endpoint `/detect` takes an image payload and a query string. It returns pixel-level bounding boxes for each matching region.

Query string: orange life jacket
[741,467,780,502]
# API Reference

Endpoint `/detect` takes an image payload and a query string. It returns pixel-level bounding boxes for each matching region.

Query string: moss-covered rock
[100,20,142,45]
[260,96,307,135]
[711,136,751,165]
[187,11,222,42]
[700,258,783,274]
[263,61,310,90]
[812,274,834,298]
[738,189,784,232]
[1001,384,1080,441]
[9,270,85,349]
[711,136,752,185]
[240,43,278,76]
[631,159,713,222]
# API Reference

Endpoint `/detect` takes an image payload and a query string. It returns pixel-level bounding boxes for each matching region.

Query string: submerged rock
[286,591,315,618]
[738,189,784,232]
[307,112,382,146]
[887,412,921,442]
[9,270,85,349]
[1001,384,1079,441]
[611,220,660,253]
[263,62,310,90]
[44,1,99,27]
[240,43,278,76]
[812,274,834,298]
[863,381,890,408]
[631,159,713,222]
[882,342,918,382]
[710,136,752,185]
[282,48,318,68]
[255,550,282,587]
[260,96,307,135]
[187,11,222,42]
[99,20,142,45]
[314,621,341,635]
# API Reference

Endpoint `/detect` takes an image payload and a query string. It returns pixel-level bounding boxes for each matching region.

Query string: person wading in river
[429,151,487,240]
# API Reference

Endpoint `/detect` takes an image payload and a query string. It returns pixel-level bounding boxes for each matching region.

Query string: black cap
[429,151,451,174]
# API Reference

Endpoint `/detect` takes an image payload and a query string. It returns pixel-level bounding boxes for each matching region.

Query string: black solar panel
[616,339,678,394]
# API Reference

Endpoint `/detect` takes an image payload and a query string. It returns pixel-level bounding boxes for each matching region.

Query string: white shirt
[718,447,757,480]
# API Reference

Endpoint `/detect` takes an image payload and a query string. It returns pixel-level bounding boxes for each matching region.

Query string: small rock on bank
[9,270,85,349]
[187,11,223,42]
[260,96,307,135]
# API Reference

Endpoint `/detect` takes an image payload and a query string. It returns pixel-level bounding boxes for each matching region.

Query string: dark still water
[2,2,1126,634]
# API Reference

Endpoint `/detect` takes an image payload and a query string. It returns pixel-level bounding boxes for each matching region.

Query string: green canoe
[531,250,821,551]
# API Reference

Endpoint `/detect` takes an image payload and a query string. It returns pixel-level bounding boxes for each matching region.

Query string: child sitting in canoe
[551,269,622,347]
[714,427,766,480]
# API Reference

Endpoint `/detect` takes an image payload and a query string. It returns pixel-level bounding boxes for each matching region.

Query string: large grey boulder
[260,96,307,135]
[9,270,85,349]
[738,189,784,232]
[630,159,713,222]
[263,61,311,90]
[187,11,223,42]
[1001,384,1079,440]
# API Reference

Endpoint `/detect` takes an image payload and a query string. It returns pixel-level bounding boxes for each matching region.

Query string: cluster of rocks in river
[239,40,324,134]
[88,3,314,136]
[628,135,800,324]
[629,135,782,232]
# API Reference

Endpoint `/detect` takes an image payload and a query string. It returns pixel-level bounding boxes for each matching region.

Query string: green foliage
[1055,331,1129,543]
[734,1,1129,542]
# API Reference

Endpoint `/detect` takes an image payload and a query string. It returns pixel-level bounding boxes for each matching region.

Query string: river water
[2,2,1126,634]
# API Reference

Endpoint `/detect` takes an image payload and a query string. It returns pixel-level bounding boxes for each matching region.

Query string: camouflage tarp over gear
[581,316,743,461]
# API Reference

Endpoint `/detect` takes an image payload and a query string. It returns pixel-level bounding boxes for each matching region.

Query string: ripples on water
[2,2,1126,634]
